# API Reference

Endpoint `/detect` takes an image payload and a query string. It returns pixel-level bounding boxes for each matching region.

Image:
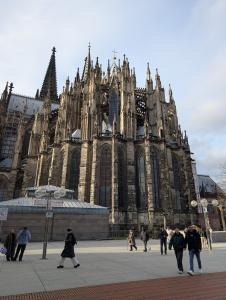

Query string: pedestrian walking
[166,227,173,242]
[169,227,186,274]
[13,227,31,261]
[127,229,137,251]
[159,226,168,255]
[199,228,207,249]
[4,229,17,261]
[57,228,80,269]
[140,227,149,252]
[185,225,202,276]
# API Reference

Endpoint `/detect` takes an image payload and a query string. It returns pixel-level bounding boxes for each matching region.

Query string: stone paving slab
[0,240,226,297]
[1,272,226,300]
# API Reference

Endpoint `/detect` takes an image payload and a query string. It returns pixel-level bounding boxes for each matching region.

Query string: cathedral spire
[146,62,151,81]
[1,82,8,102]
[75,68,80,83]
[146,63,153,92]
[155,68,162,90]
[82,43,92,82]
[40,47,58,103]
[169,84,174,103]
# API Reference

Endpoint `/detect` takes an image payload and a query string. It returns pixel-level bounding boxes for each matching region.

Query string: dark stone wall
[0,211,109,241]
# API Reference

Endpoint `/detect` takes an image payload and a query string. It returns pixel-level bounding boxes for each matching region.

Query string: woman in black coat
[4,229,17,261]
[57,228,80,269]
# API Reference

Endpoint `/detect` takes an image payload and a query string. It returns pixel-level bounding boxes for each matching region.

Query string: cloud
[0,0,225,179]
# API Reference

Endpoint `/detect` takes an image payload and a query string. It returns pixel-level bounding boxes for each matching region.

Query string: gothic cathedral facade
[0,47,196,231]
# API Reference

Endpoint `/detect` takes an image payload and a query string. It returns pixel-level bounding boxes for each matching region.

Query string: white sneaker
[178,270,183,274]
[199,269,203,274]
[187,270,194,276]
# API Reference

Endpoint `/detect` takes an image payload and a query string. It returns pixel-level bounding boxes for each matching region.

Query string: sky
[0,0,226,182]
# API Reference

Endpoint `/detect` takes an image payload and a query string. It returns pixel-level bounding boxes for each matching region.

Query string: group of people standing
[128,224,203,276]
[2,225,204,276]
[2,227,80,269]
[3,227,31,262]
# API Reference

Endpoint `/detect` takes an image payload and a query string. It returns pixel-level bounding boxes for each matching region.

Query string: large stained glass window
[136,149,147,209]
[109,89,118,126]
[172,153,182,210]
[151,148,161,209]
[99,144,112,207]
[68,149,81,198]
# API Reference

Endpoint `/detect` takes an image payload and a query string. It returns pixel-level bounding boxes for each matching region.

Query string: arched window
[151,148,161,209]
[136,149,147,209]
[109,89,118,126]
[68,149,81,198]
[99,144,112,207]
[118,147,127,208]
[172,153,182,210]
[169,115,175,134]
[21,130,31,158]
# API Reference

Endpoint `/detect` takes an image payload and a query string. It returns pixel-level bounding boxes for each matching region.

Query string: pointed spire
[132,67,136,88]
[35,89,39,99]
[107,59,110,81]
[155,68,161,90]
[65,76,70,92]
[184,130,190,149]
[1,82,8,102]
[9,82,14,94]
[40,47,58,102]
[95,56,99,68]
[146,63,153,92]
[82,43,92,82]
[146,63,151,81]
[169,84,174,102]
[75,68,80,82]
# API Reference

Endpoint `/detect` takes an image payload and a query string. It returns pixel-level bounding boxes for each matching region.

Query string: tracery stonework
[0,47,197,231]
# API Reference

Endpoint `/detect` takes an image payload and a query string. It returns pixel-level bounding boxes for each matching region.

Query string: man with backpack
[57,228,80,269]
[140,227,150,252]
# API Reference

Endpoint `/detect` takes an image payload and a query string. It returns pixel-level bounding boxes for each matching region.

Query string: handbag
[0,247,7,255]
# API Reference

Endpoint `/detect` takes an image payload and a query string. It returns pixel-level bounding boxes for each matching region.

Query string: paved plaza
[0,240,226,298]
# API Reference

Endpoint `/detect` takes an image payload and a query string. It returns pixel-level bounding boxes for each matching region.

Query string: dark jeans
[143,241,148,251]
[160,239,167,254]
[6,249,15,261]
[14,244,26,261]
[189,249,202,272]
[174,249,183,271]
[130,245,137,251]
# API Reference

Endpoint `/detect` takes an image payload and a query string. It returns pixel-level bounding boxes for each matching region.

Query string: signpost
[0,208,8,221]
[34,187,66,259]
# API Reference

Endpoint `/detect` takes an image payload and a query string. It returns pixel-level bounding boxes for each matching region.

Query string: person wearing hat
[185,225,202,276]
[57,228,80,269]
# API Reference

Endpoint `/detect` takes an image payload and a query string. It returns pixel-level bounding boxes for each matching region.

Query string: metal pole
[203,209,212,250]
[0,220,3,243]
[42,196,50,260]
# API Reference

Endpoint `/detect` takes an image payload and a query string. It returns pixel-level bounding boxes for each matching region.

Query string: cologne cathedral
[0,46,196,231]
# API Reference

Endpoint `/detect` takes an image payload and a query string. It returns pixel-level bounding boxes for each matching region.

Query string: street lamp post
[35,186,66,259]
[191,198,212,250]
[212,199,226,231]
